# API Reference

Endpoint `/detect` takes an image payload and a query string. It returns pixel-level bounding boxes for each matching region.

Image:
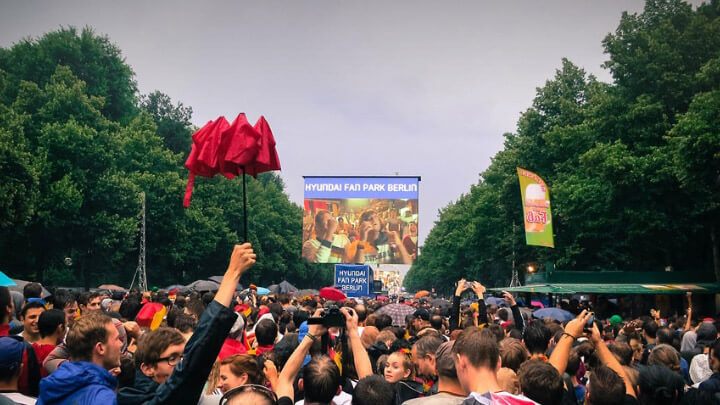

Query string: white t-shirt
[0,392,37,404]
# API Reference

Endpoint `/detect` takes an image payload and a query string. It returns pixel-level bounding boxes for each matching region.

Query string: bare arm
[276,309,327,399]
[591,324,636,398]
[342,307,373,379]
[549,310,590,375]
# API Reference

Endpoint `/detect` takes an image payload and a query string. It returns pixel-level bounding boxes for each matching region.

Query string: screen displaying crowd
[0,244,718,405]
[302,199,418,265]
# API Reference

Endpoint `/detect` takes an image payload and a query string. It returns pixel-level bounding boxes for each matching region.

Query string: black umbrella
[278,281,298,294]
[295,289,319,297]
[185,279,220,292]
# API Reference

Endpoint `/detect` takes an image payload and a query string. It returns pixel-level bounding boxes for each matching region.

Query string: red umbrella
[183,113,281,241]
[183,117,230,206]
[218,113,261,179]
[320,287,346,302]
[414,290,430,298]
[246,116,281,176]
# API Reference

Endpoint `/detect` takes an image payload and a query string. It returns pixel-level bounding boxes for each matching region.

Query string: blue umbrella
[532,308,574,322]
[243,287,271,295]
[0,271,16,287]
[485,297,509,307]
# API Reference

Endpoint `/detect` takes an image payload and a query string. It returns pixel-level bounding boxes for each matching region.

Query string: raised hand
[455,278,469,297]
[308,308,328,338]
[501,291,516,306]
[341,307,359,332]
[565,310,592,339]
[471,281,486,298]
[227,243,256,276]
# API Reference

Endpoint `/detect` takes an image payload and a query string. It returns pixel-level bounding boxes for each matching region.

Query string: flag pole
[241,166,248,242]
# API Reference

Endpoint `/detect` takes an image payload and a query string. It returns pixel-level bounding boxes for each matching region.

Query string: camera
[307,305,346,328]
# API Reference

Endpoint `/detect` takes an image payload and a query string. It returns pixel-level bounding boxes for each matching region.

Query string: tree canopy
[0,27,324,288]
[405,0,720,293]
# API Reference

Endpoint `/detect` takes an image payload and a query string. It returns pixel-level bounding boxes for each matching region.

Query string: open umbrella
[242,287,271,296]
[485,297,510,307]
[268,284,280,293]
[295,289,319,297]
[9,279,50,298]
[0,271,16,287]
[530,300,546,309]
[185,279,220,292]
[376,303,416,327]
[97,284,126,292]
[207,276,243,291]
[277,281,298,294]
[320,287,346,302]
[532,308,574,322]
[414,290,430,299]
[184,113,281,242]
[430,298,451,308]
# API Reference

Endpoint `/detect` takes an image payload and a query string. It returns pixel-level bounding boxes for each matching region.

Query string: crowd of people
[1,244,720,404]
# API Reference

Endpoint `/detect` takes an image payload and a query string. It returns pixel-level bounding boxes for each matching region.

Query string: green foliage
[140,91,193,156]
[0,28,326,288]
[407,0,720,290]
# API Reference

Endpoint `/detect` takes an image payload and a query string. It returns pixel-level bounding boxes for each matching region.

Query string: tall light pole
[130,192,148,292]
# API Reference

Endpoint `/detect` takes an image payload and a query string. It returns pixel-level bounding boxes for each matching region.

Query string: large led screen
[303,176,419,264]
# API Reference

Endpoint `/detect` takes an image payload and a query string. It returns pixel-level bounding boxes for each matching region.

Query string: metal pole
[241,167,248,242]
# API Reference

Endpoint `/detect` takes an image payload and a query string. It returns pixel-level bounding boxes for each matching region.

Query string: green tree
[0,27,138,122]
[140,91,193,156]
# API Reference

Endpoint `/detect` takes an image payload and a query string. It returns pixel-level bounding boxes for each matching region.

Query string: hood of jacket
[38,361,117,404]
[366,341,390,356]
[117,370,161,405]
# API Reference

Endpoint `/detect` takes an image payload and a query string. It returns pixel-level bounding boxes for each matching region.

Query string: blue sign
[305,177,419,199]
[335,264,372,298]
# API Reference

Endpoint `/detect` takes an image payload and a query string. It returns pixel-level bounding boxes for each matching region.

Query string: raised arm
[549,310,591,375]
[450,279,469,332]
[684,292,693,332]
[341,307,372,379]
[590,323,636,398]
[276,309,327,400]
[503,291,525,333]
[472,282,488,326]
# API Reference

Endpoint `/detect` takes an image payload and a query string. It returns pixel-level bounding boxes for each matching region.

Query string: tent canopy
[492,283,720,295]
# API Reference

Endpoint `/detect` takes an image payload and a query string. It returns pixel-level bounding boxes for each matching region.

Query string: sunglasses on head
[220,384,278,405]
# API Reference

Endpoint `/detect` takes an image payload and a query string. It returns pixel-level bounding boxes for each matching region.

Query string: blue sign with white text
[305,177,419,199]
[335,264,372,298]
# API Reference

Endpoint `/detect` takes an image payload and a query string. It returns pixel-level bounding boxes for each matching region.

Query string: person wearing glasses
[117,243,257,405]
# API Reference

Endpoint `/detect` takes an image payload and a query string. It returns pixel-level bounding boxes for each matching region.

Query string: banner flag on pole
[517,168,554,248]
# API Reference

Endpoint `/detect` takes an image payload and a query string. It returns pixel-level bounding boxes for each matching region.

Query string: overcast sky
[0,1,703,245]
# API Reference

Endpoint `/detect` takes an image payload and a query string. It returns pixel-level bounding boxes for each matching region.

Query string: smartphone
[584,313,595,332]
[388,223,400,232]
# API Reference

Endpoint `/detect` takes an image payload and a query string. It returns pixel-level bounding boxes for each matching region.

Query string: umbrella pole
[241,166,248,242]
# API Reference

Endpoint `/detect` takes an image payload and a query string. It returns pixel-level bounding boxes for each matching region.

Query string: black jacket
[118,300,237,405]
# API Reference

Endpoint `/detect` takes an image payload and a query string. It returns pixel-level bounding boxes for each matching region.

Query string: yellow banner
[517,168,554,248]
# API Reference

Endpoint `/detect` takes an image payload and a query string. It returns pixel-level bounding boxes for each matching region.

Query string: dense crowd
[1,244,719,404]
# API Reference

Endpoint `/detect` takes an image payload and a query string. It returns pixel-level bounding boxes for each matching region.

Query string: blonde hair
[387,352,415,380]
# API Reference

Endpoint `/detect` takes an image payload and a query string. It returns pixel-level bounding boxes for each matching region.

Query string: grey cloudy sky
[1,1,700,245]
